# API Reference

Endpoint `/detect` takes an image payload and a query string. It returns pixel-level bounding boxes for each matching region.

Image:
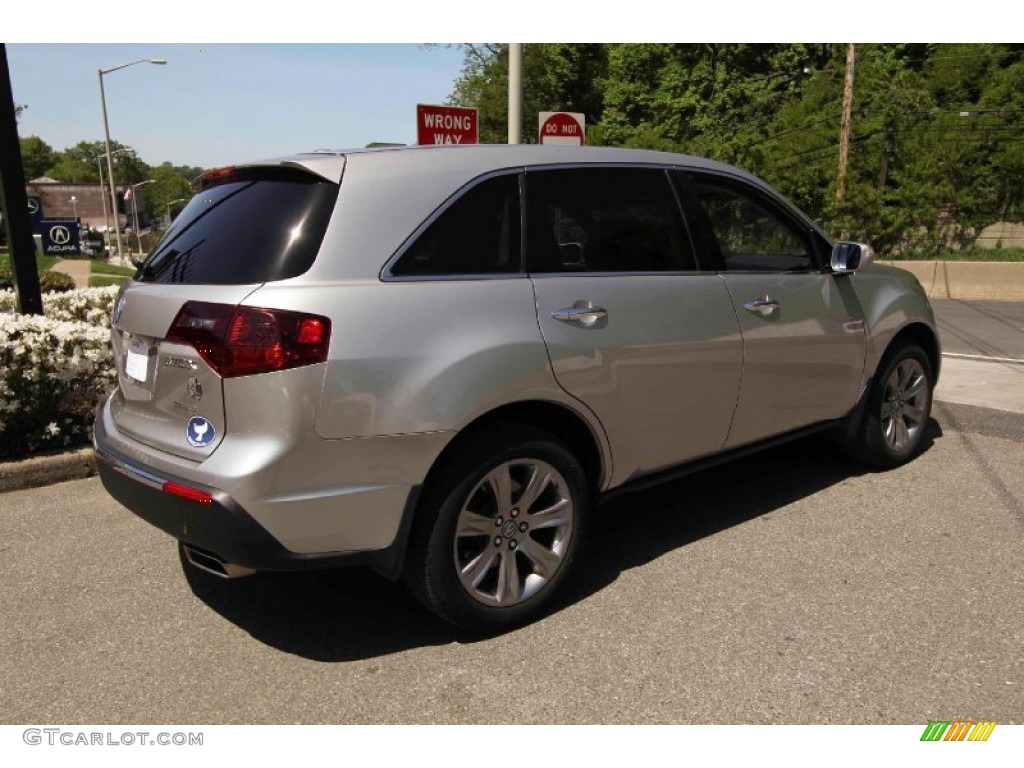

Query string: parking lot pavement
[935,357,1024,413]
[930,298,1024,414]
[931,299,1024,360]
[0,401,1020,725]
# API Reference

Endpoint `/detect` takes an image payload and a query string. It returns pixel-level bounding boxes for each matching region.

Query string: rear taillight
[167,301,330,378]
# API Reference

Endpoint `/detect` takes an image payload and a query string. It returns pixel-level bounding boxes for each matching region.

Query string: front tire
[848,342,933,468]
[405,424,588,632]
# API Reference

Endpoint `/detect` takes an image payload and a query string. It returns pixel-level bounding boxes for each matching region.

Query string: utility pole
[836,43,856,210]
[508,44,522,145]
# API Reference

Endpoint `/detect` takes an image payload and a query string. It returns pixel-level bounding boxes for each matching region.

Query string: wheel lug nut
[519,522,528,532]
[494,536,502,547]
[510,508,519,518]
[495,516,503,526]
[508,540,517,550]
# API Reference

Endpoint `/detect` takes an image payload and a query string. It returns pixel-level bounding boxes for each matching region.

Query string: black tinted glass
[137,168,338,284]
[391,174,521,277]
[526,167,695,273]
[690,180,814,272]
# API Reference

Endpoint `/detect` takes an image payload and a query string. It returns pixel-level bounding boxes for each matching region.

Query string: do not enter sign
[539,111,586,146]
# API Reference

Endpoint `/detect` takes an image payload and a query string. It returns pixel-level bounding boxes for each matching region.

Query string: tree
[47,140,150,185]
[448,44,609,143]
[444,42,1024,253]
[599,44,833,164]
[144,163,192,223]
[19,135,55,179]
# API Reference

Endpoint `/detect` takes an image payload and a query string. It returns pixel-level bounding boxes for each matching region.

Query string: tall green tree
[448,44,609,143]
[45,140,150,185]
[144,162,192,223]
[18,135,55,179]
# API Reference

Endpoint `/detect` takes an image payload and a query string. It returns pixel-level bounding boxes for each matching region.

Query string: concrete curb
[0,447,97,494]
[885,260,1024,301]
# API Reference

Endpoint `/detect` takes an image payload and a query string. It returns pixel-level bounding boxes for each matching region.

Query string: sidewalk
[50,259,91,289]
[935,356,1024,413]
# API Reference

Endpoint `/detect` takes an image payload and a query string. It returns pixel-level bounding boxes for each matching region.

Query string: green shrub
[0,266,78,293]
[0,286,119,460]
[38,270,76,293]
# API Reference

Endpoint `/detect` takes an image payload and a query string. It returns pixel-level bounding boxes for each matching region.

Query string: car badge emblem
[186,377,203,402]
[113,295,126,324]
[186,416,216,448]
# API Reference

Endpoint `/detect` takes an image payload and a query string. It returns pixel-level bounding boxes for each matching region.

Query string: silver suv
[94,145,939,631]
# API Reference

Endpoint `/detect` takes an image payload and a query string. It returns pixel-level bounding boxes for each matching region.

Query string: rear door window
[137,167,339,284]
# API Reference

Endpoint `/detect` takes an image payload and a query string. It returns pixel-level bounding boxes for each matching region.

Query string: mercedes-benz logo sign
[27,198,39,214]
[50,225,71,245]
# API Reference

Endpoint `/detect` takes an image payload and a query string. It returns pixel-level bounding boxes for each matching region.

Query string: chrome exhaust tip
[182,545,256,579]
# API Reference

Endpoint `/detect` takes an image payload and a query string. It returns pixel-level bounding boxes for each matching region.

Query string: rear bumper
[93,417,422,579]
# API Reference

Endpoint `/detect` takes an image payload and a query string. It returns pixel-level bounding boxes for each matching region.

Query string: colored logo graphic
[186,416,216,448]
[921,721,996,742]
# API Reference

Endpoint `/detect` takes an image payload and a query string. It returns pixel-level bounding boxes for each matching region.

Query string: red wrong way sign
[417,104,479,145]
[539,111,586,146]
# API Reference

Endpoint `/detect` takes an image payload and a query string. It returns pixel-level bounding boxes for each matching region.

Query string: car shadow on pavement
[183,420,943,661]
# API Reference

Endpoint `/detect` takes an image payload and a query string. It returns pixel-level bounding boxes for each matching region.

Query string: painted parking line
[942,352,1024,365]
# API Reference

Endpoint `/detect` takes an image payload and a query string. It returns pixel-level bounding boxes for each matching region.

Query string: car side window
[390,174,521,277]
[525,167,696,273]
[689,179,815,273]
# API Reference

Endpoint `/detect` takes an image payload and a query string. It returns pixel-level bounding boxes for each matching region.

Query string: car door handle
[552,304,608,327]
[742,296,779,317]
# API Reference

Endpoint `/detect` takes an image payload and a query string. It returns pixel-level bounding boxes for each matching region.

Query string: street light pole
[69,195,78,219]
[98,57,166,264]
[94,147,129,255]
[166,197,186,227]
[130,179,154,256]
[95,155,110,240]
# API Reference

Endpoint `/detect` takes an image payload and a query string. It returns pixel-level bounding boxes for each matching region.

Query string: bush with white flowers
[1,287,120,459]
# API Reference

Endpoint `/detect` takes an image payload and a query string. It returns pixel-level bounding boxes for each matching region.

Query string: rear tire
[405,423,588,632]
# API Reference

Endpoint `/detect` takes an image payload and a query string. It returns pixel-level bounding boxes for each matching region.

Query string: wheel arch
[883,322,941,383]
[422,400,608,501]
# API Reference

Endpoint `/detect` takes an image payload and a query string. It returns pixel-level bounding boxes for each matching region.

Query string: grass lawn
[0,253,62,272]
[88,260,135,288]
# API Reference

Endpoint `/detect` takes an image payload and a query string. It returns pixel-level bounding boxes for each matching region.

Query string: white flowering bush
[1,287,119,459]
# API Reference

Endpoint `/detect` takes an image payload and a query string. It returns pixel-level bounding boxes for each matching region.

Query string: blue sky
[8,44,468,169]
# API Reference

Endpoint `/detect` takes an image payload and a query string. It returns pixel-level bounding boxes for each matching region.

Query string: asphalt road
[931,299,1024,360]
[1,400,1021,724]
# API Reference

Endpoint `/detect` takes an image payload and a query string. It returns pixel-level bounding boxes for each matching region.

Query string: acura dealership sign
[40,219,81,256]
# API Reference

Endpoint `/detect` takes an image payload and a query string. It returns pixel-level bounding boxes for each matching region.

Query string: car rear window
[136,167,339,284]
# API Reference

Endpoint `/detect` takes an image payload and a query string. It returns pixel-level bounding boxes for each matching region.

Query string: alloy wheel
[452,459,575,607]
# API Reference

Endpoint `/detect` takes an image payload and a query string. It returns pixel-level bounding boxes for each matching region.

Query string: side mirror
[831,241,875,273]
